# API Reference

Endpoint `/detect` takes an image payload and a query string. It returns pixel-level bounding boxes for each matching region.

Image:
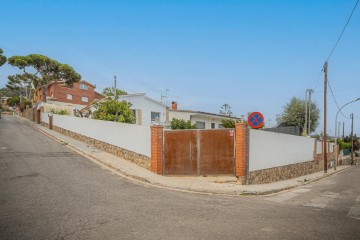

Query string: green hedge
[337,139,352,150]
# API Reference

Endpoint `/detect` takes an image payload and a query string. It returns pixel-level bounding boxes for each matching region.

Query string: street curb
[14,115,355,197]
[244,166,353,196]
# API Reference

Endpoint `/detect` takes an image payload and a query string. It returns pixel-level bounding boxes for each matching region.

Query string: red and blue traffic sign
[248,112,264,129]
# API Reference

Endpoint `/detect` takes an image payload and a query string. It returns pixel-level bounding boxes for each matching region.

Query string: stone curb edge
[15,115,354,197]
[243,165,352,196]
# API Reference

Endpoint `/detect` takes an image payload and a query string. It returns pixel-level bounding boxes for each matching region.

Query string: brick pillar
[235,123,248,183]
[151,125,164,175]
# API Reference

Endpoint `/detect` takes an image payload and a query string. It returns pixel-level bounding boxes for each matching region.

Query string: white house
[117,93,168,126]
[169,102,241,129]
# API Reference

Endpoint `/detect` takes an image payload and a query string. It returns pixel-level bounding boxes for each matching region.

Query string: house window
[151,112,160,122]
[81,96,88,102]
[196,121,205,129]
[80,84,88,90]
[211,123,215,129]
[67,94,73,100]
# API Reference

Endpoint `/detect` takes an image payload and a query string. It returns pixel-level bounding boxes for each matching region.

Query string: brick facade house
[33,80,103,105]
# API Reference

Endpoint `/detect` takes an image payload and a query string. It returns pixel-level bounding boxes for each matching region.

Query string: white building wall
[168,111,192,121]
[190,115,225,129]
[117,95,167,126]
[41,113,151,157]
[169,111,230,129]
[249,129,315,171]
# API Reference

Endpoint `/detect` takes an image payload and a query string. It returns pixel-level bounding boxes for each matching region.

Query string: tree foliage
[339,135,360,151]
[276,97,320,133]
[102,87,127,97]
[0,48,6,66]
[93,99,135,123]
[6,74,34,99]
[7,96,20,107]
[0,87,18,97]
[19,100,32,112]
[221,119,236,128]
[8,54,81,102]
[171,118,197,129]
[219,103,233,117]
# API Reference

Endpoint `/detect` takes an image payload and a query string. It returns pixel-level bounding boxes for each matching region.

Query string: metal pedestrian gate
[163,129,235,175]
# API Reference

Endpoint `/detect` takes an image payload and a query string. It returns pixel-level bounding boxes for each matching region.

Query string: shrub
[50,109,69,115]
[92,99,135,123]
[337,139,351,150]
[171,118,197,129]
[7,96,20,107]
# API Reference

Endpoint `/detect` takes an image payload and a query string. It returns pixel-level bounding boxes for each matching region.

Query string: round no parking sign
[248,112,264,129]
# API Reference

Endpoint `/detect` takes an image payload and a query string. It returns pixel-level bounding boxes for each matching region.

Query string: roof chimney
[171,101,177,110]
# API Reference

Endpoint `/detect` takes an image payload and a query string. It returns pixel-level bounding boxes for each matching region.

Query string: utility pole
[342,122,345,140]
[323,61,328,173]
[304,89,308,136]
[114,75,118,121]
[308,89,314,135]
[114,76,118,100]
[351,113,354,165]
[334,98,360,171]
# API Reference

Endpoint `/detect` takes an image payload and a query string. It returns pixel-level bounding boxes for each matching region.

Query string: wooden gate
[164,129,235,175]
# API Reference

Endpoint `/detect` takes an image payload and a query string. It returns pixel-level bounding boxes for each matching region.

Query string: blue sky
[1,0,359,135]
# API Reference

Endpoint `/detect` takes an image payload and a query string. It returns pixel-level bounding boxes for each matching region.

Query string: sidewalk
[17,116,353,196]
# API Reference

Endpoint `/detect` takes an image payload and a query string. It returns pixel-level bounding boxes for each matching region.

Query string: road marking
[303,191,339,209]
[266,192,299,203]
[347,196,360,220]
[265,188,311,203]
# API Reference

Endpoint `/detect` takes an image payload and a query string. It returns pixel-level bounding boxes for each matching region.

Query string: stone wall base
[42,122,150,170]
[249,160,325,184]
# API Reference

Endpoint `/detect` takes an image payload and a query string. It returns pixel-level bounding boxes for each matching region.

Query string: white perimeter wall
[316,140,322,154]
[41,113,151,157]
[249,129,315,171]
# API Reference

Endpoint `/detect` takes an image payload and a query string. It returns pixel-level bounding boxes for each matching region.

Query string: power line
[316,0,359,125]
[326,0,359,62]
[328,79,351,119]
[308,1,359,103]
[311,68,324,91]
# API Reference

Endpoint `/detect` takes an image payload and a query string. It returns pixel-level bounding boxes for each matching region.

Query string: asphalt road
[1,115,360,240]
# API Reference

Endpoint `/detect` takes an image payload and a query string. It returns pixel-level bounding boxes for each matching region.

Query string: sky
[0,0,359,135]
